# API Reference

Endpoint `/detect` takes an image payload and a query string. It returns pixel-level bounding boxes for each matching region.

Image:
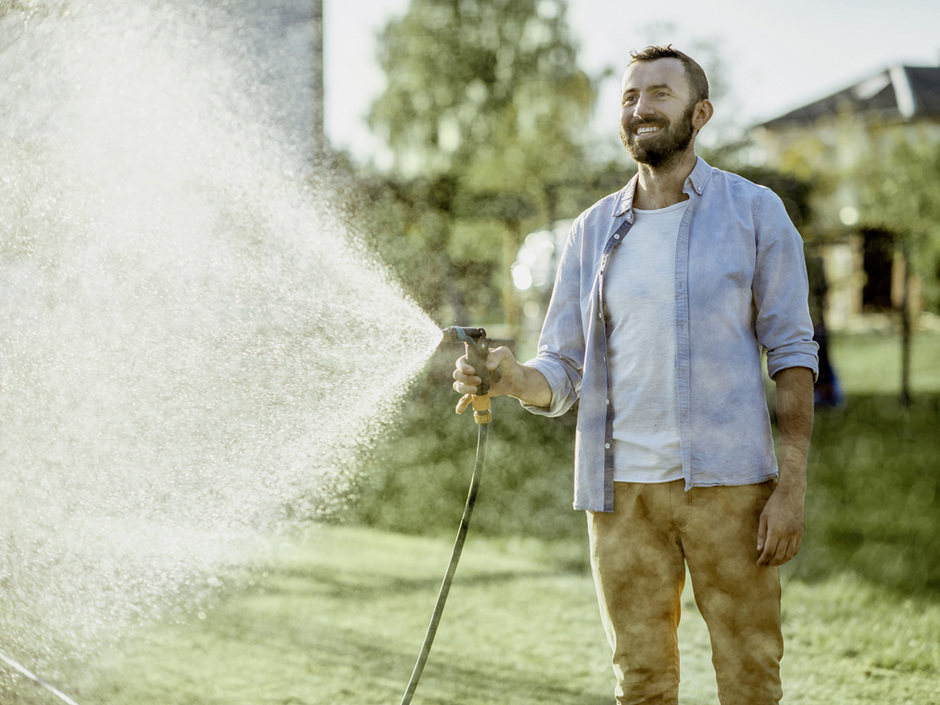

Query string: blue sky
[324,0,940,163]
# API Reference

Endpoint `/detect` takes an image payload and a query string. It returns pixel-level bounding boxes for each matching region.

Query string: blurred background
[313,0,940,589]
[321,0,940,362]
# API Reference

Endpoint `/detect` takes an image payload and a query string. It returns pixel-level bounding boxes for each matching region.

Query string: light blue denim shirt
[523,157,819,512]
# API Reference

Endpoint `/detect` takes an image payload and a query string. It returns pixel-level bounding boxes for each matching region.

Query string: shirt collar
[612,155,713,219]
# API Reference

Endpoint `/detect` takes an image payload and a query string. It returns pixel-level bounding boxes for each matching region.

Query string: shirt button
[614,234,620,240]
[605,443,611,449]
[606,398,610,405]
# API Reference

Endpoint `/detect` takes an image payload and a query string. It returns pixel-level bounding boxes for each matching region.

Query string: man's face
[619,58,699,168]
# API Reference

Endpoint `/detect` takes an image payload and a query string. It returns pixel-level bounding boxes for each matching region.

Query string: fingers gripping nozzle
[441,326,501,424]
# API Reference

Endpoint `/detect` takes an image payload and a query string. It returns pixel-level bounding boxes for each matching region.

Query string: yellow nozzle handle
[471,394,492,425]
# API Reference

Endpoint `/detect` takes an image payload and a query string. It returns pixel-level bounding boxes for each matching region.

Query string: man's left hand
[759,366,814,567]
[756,483,805,566]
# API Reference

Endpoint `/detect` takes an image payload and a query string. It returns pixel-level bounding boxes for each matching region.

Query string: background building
[753,64,940,331]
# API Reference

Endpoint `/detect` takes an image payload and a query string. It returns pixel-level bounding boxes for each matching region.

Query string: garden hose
[0,649,82,705]
[398,417,490,705]
[1,415,489,705]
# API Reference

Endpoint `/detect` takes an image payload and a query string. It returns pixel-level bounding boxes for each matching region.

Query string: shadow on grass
[794,394,940,595]
[247,564,568,600]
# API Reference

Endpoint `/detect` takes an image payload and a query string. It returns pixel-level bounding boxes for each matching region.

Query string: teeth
[636,126,660,134]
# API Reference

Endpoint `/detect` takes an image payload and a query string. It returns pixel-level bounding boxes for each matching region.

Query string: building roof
[760,65,940,129]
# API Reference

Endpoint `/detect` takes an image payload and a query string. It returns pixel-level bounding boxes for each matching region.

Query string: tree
[858,137,940,407]
[367,0,596,332]
[0,0,66,19]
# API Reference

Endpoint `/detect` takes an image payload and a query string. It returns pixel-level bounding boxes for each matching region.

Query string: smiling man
[453,45,818,704]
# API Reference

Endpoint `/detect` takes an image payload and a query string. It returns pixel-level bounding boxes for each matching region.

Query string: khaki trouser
[588,480,784,705]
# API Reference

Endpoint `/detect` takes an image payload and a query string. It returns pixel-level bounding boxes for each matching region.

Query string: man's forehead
[621,57,687,93]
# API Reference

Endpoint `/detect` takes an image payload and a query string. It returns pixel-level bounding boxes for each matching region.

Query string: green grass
[798,330,940,592]
[39,526,938,704]
[797,395,940,592]
[350,332,940,593]
[3,330,938,703]
[829,329,940,394]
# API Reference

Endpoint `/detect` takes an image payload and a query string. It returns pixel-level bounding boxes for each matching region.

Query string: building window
[861,229,894,311]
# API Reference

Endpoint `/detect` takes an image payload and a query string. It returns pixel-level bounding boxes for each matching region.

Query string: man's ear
[693,99,714,132]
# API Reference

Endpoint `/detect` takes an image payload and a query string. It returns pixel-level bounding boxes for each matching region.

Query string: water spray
[0,649,81,705]
[398,327,499,705]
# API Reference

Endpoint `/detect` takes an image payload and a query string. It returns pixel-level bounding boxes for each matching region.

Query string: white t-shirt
[603,200,688,483]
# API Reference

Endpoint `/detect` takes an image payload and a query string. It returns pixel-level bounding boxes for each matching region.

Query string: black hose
[0,650,81,705]
[398,420,489,705]
[2,407,490,705]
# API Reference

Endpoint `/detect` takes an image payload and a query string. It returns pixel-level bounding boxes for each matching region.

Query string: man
[453,46,817,705]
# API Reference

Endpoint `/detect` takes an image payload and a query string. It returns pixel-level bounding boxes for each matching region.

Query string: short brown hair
[628,45,709,104]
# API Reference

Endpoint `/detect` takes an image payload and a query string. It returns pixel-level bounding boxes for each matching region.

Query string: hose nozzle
[441,326,499,424]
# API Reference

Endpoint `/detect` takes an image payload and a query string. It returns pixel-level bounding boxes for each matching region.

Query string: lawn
[828,329,940,394]
[3,330,939,704]
[59,526,940,705]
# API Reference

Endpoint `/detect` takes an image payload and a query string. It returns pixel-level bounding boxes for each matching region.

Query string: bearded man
[453,45,818,704]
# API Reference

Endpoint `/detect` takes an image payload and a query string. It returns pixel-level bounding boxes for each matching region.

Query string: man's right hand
[452,346,552,413]
[452,346,516,414]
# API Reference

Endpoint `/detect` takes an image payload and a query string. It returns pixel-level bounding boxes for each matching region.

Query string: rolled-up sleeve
[752,189,820,380]
[522,222,587,417]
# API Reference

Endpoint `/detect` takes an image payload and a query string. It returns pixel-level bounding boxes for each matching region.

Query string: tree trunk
[899,241,912,409]
[502,219,522,344]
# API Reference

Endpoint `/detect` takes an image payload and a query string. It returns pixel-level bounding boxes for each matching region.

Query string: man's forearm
[757,366,814,566]
[774,366,815,489]
[504,362,553,409]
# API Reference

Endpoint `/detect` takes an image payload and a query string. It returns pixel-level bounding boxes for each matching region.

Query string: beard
[621,101,696,168]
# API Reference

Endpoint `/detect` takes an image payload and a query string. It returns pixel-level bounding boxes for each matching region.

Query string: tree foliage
[853,135,940,405]
[859,137,940,310]
[0,0,67,19]
[369,0,593,186]
[365,0,598,327]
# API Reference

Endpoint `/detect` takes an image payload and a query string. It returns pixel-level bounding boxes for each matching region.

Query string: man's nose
[632,94,656,119]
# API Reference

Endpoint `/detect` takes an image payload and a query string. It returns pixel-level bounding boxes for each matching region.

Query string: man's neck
[633,149,697,210]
